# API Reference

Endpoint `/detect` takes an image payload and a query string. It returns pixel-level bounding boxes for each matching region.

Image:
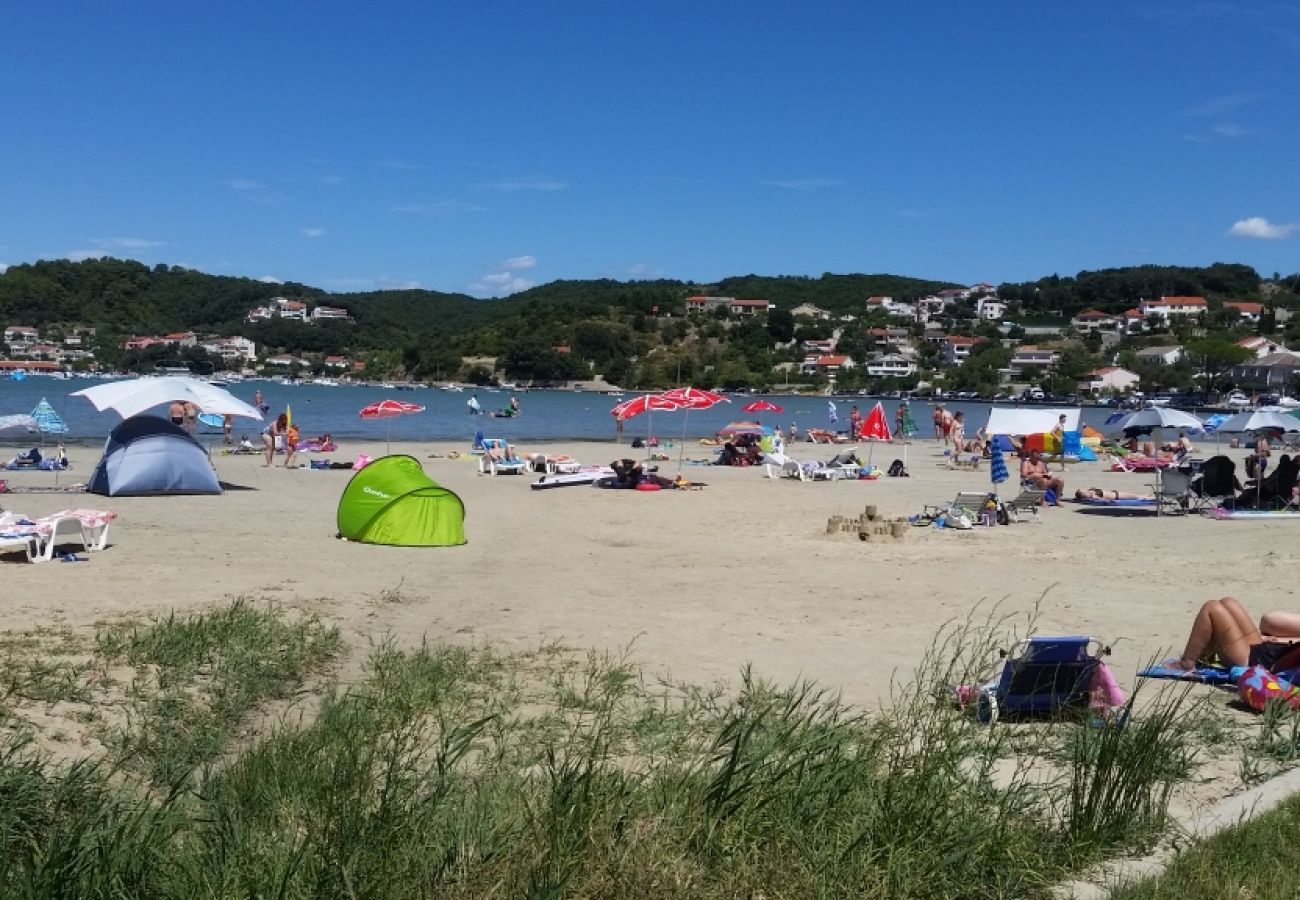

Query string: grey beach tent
[88,415,222,496]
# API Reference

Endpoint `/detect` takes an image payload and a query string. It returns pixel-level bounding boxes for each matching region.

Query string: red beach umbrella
[661,386,728,409]
[359,399,425,419]
[611,393,682,420]
[859,402,892,466]
[742,399,784,414]
[358,399,425,454]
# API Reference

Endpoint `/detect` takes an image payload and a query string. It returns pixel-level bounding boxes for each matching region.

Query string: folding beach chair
[1190,455,1239,513]
[1148,467,1193,516]
[970,636,1110,725]
[1004,488,1047,523]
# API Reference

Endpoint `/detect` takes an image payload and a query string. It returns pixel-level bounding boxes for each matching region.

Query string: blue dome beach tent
[88,416,222,496]
[336,455,465,547]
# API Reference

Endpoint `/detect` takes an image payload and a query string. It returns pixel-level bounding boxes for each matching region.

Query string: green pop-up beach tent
[336,455,466,546]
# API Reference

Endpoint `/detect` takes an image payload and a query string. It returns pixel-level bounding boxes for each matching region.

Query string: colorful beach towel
[1137,662,1238,685]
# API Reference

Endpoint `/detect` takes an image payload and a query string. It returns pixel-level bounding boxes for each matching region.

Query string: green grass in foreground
[0,607,1205,899]
[1110,789,1300,900]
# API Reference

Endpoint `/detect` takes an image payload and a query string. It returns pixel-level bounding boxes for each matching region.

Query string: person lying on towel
[1162,597,1300,672]
[1074,487,1154,502]
[6,447,41,468]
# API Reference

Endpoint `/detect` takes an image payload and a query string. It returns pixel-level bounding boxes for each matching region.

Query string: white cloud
[91,237,166,250]
[222,178,285,204]
[257,275,284,284]
[301,227,327,238]
[1212,121,1250,137]
[1227,216,1297,239]
[1183,92,1259,117]
[479,179,567,192]
[470,271,534,295]
[377,276,423,290]
[390,200,485,215]
[759,177,845,191]
[501,255,536,270]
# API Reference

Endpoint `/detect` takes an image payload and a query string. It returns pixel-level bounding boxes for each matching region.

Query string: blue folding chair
[974,636,1110,725]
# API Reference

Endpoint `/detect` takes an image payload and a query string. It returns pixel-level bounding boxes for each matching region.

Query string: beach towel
[1074,497,1157,507]
[1137,662,1238,685]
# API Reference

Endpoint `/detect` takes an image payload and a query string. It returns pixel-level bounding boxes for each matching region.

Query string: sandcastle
[825,504,909,541]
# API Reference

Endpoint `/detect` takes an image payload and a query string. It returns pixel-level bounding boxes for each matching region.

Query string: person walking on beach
[183,401,199,434]
[262,413,288,467]
[849,405,862,441]
[168,400,185,427]
[222,414,233,445]
[895,402,906,443]
[932,404,951,444]
[949,410,966,454]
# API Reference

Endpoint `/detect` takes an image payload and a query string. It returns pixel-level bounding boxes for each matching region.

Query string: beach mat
[0,483,87,494]
[1074,497,1156,507]
[1138,663,1237,685]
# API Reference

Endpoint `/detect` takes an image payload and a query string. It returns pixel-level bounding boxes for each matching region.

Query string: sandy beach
[3,436,1292,705]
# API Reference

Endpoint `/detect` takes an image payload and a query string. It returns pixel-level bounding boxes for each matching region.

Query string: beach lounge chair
[1148,467,1193,516]
[477,439,527,475]
[0,535,38,562]
[967,636,1110,725]
[1003,488,1046,523]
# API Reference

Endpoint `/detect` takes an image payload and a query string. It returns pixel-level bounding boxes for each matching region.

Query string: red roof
[944,336,980,346]
[1123,308,1144,318]
[815,355,848,366]
[1074,309,1113,319]
[1151,295,1206,307]
[1226,301,1263,314]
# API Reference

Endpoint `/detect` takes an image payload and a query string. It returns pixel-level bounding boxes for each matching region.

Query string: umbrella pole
[678,409,690,474]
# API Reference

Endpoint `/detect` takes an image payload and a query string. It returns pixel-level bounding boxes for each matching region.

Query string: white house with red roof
[123,335,167,351]
[942,335,983,366]
[1224,301,1263,323]
[1070,309,1120,332]
[800,354,855,375]
[3,325,39,349]
[163,331,197,347]
[311,305,352,322]
[1237,336,1285,359]
[276,299,309,321]
[1140,296,1207,321]
[1010,345,1060,370]
[1079,366,1139,393]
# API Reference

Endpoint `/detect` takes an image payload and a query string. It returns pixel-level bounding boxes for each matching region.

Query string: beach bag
[1238,665,1300,712]
[887,459,908,477]
[631,437,646,448]
[996,502,1010,526]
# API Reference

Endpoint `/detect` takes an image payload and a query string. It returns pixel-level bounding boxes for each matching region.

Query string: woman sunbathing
[1074,487,1154,501]
[1166,597,1300,670]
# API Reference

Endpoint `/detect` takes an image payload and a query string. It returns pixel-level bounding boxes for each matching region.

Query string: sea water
[0,377,1145,446]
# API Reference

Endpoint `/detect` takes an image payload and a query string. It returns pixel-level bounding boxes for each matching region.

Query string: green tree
[1185,337,1252,396]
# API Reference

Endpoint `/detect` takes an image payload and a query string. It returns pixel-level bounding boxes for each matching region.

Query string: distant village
[3,285,1297,397]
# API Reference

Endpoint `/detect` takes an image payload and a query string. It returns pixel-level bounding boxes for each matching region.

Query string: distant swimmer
[468,394,482,415]
[509,395,520,414]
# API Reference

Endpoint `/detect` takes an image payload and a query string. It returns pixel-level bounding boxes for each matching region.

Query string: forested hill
[998,263,1267,316]
[0,259,959,340]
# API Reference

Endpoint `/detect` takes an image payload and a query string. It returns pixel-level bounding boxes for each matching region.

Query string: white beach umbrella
[71,376,263,421]
[1212,410,1297,434]
[1104,408,1205,435]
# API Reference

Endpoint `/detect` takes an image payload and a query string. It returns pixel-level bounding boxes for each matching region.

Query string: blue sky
[2,2,1298,296]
